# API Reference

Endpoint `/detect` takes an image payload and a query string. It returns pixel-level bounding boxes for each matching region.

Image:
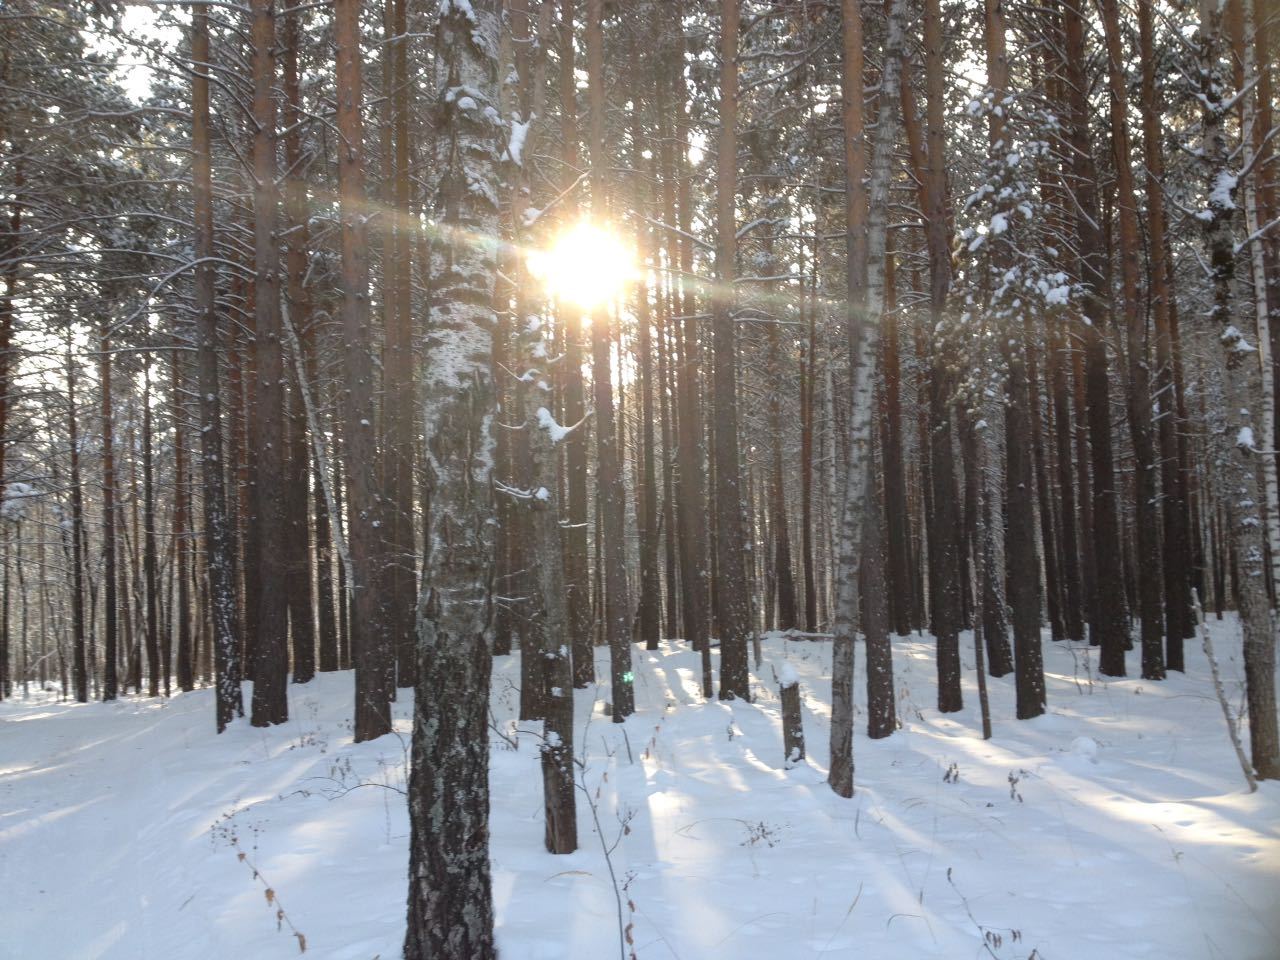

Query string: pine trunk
[335,0,392,741]
[249,0,289,725]
[192,4,242,730]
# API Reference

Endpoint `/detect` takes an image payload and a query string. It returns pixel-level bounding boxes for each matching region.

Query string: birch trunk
[530,398,578,854]
[1196,0,1280,781]
[1239,0,1280,598]
[405,1,502,954]
[828,0,906,799]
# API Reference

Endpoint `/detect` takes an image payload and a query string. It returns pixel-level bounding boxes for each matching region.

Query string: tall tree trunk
[800,231,819,633]
[386,0,416,688]
[829,0,906,798]
[530,391,578,853]
[508,0,575,852]
[1237,0,1280,631]
[558,0,594,689]
[1101,0,1164,681]
[192,4,242,730]
[863,434,895,739]
[924,0,963,712]
[1138,0,1191,667]
[769,319,798,631]
[1047,307,1084,642]
[657,226,680,642]
[1059,0,1129,675]
[405,2,502,955]
[249,0,289,725]
[335,0,392,741]
[881,234,913,636]
[1197,0,1280,780]
[983,0,1045,719]
[100,321,118,701]
[282,7,316,685]
[142,363,162,698]
[173,347,194,692]
[710,0,751,700]
[668,0,712,696]
[66,345,87,703]
[228,307,250,670]
[630,29,662,651]
[586,0,635,719]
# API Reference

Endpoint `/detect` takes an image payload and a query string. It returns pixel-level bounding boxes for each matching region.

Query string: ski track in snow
[2,619,1278,959]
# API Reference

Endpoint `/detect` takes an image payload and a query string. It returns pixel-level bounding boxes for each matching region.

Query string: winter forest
[1,0,1279,956]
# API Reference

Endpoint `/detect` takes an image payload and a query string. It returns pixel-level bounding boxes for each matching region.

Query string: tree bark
[923,0,963,712]
[829,0,906,798]
[142,363,162,698]
[557,0,594,690]
[586,0,635,719]
[282,5,315,685]
[249,0,289,725]
[66,344,87,703]
[1059,0,1129,675]
[191,3,242,731]
[404,2,502,954]
[1138,0,1192,667]
[173,346,194,692]
[100,319,118,701]
[1196,0,1280,781]
[335,0,391,741]
[711,0,751,701]
[1100,0,1164,681]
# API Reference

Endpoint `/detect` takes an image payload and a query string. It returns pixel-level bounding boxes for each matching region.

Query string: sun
[528,221,636,310]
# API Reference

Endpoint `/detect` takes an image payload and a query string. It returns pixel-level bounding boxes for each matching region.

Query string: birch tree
[828,0,907,799]
[1195,0,1280,781]
[404,0,503,954]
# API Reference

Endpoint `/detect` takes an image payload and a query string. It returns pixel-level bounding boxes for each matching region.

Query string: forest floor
[2,620,1277,960]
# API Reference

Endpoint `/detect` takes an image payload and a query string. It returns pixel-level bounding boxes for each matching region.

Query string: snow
[536,406,572,442]
[505,117,532,167]
[1238,426,1256,450]
[1222,325,1258,353]
[1,480,36,519]
[439,0,477,24]
[2,623,1277,959]
[1209,170,1238,210]
[776,660,799,689]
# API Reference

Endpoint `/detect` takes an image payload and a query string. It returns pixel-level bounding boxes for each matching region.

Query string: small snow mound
[776,661,799,689]
[1070,736,1100,763]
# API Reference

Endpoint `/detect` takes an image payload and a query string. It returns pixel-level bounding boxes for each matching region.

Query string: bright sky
[100,2,178,103]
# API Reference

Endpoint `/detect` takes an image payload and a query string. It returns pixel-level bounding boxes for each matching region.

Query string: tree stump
[779,663,805,768]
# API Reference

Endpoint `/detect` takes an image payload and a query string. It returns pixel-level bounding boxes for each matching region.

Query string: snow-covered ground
[2,620,1277,959]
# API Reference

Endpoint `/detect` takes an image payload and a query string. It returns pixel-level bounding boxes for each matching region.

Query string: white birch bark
[1196,0,1280,782]
[1239,0,1280,590]
[405,1,503,955]
[828,0,908,799]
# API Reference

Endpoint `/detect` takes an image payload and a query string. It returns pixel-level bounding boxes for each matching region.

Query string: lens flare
[528,221,636,310]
